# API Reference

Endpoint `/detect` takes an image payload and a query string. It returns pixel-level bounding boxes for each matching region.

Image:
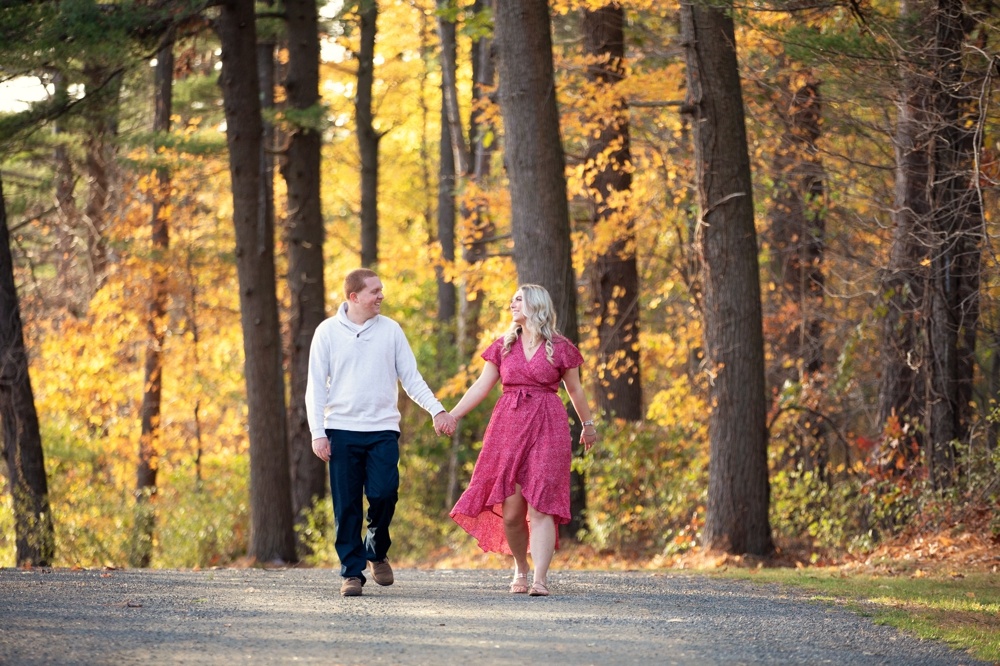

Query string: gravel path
[0,567,986,665]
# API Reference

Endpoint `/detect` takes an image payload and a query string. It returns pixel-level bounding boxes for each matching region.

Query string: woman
[449,284,598,597]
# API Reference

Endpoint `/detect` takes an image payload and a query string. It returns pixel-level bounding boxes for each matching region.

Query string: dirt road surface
[0,567,985,665]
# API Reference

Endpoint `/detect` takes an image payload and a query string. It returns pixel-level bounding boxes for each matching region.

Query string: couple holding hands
[306,269,599,598]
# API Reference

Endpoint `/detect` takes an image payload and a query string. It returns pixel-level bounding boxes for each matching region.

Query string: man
[306,268,457,597]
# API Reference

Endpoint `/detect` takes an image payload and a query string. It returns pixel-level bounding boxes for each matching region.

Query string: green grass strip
[711,568,1000,663]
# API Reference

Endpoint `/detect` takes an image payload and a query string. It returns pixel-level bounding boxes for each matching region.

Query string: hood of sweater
[334,301,380,337]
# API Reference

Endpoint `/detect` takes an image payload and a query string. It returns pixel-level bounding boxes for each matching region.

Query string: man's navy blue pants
[326,429,400,582]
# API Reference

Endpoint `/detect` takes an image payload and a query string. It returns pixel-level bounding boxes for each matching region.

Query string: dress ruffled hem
[450,478,570,555]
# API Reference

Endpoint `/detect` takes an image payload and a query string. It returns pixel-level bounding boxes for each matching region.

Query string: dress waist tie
[506,388,530,410]
[503,386,556,409]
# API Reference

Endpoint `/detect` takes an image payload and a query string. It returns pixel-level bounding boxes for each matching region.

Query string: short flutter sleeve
[481,337,505,367]
[556,337,584,371]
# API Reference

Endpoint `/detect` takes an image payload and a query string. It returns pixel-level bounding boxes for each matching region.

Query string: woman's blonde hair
[503,284,558,363]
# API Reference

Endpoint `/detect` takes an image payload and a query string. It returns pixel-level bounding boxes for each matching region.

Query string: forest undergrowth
[406,498,1000,577]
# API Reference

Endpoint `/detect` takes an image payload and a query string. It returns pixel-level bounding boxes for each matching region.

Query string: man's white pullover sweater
[306,303,445,438]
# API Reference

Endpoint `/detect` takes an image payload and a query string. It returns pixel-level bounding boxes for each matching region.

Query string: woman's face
[510,290,528,324]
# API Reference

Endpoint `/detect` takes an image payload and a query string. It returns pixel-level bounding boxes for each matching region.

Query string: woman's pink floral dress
[450,334,584,554]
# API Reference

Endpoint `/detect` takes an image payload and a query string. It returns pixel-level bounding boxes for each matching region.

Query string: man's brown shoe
[340,577,363,597]
[369,558,394,586]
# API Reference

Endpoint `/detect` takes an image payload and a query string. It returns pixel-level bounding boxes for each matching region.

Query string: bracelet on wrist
[582,420,595,428]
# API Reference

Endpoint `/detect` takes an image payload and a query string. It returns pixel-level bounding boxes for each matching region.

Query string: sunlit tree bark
[494,0,586,537]
[494,0,577,341]
[681,0,773,555]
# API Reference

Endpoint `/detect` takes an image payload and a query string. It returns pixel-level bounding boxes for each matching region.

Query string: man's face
[352,276,384,320]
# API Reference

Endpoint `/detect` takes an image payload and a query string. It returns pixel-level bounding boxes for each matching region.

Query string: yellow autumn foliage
[3,0,999,569]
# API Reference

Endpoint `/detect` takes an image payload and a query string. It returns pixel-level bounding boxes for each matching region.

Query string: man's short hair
[344,268,379,299]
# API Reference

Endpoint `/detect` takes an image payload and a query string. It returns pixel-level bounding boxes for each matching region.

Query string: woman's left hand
[580,425,598,451]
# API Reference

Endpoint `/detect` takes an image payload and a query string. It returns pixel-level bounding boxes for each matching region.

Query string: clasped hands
[434,411,458,436]
[311,412,456,459]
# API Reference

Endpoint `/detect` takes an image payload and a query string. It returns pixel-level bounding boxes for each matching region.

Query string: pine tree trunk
[877,0,931,468]
[494,0,577,341]
[437,10,458,324]
[764,74,827,475]
[81,65,122,294]
[766,78,826,383]
[217,0,297,563]
[457,19,496,357]
[494,0,586,538]
[0,172,55,567]
[357,0,380,268]
[282,0,329,546]
[52,72,85,318]
[132,38,174,568]
[681,1,773,555]
[442,4,495,508]
[583,4,642,421]
[924,0,982,489]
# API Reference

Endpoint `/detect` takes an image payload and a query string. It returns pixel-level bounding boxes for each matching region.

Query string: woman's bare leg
[502,486,530,577]
[527,506,556,585]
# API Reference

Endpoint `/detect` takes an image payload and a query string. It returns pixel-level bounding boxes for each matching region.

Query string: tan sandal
[509,573,529,594]
[529,580,550,597]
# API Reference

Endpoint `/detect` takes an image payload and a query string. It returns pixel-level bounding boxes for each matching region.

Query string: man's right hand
[312,437,331,462]
[433,411,457,436]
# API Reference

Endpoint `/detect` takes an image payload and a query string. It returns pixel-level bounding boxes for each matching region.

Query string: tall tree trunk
[493,0,586,538]
[440,2,496,508]
[764,74,827,475]
[437,100,458,323]
[436,9,458,325]
[282,0,328,544]
[217,0,297,564]
[357,0,380,268]
[681,1,773,555]
[52,70,85,318]
[767,78,826,384]
[0,172,55,567]
[432,0,496,354]
[258,7,277,290]
[876,0,932,470]
[184,249,206,486]
[494,0,577,341]
[988,327,1000,455]
[81,65,122,294]
[437,2,462,510]
[583,4,642,421]
[131,38,174,568]
[923,0,983,489]
[408,6,438,327]
[457,7,495,357]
